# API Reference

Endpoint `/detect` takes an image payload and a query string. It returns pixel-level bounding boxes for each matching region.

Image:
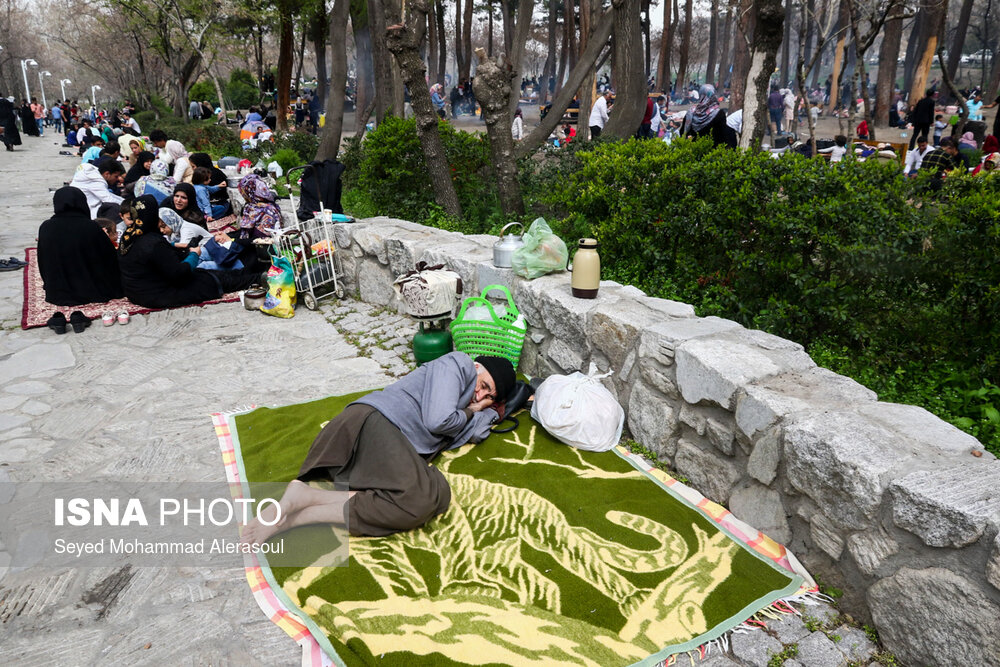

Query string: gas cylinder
[570,238,601,298]
[412,322,454,366]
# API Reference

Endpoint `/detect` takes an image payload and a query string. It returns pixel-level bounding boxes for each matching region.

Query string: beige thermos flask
[570,238,600,298]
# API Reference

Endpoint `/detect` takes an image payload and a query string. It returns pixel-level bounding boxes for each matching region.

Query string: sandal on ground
[117,311,130,325]
[47,312,67,335]
[102,311,115,327]
[69,311,91,333]
[0,258,23,272]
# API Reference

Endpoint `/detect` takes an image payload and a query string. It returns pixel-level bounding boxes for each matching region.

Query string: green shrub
[188,80,215,103]
[352,116,501,229]
[271,148,303,175]
[148,121,242,159]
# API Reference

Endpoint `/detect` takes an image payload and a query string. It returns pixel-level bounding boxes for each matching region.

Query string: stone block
[830,625,877,663]
[546,338,586,373]
[0,343,76,383]
[782,411,923,530]
[858,402,994,459]
[867,567,1000,667]
[638,315,742,369]
[350,223,391,263]
[729,483,791,544]
[794,632,844,667]
[747,429,782,486]
[639,362,679,399]
[675,331,815,410]
[889,462,1000,547]
[475,262,519,296]
[516,279,613,351]
[626,381,679,460]
[385,229,444,276]
[674,439,743,505]
[678,404,706,436]
[735,367,877,440]
[420,241,493,298]
[706,417,735,456]
[729,627,783,667]
[356,261,395,308]
[846,528,899,576]
[809,512,845,560]
[332,222,354,249]
[988,534,1000,591]
[767,612,811,644]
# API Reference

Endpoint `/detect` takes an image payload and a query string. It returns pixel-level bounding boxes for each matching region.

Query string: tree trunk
[826,0,850,114]
[568,0,579,74]
[642,0,651,77]
[675,0,692,92]
[737,0,785,147]
[555,18,569,96]
[317,0,350,161]
[730,0,753,109]
[455,0,466,83]
[779,0,792,85]
[501,0,514,54]
[604,0,645,138]
[875,4,903,127]
[937,45,968,136]
[383,0,462,218]
[473,48,525,216]
[436,0,447,86]
[946,0,974,82]
[718,3,732,87]
[655,0,672,91]
[313,5,329,113]
[276,6,295,132]
[540,0,557,103]
[507,0,536,115]
[352,12,376,132]
[519,6,615,154]
[368,0,395,121]
[294,23,308,98]
[461,0,474,81]
[706,0,719,86]
[909,0,948,105]
[428,1,440,85]
[902,11,923,95]
[576,0,597,139]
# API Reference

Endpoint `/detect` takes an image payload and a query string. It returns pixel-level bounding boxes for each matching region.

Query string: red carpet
[21,248,241,330]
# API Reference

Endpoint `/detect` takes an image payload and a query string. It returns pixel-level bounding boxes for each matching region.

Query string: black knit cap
[475,356,516,402]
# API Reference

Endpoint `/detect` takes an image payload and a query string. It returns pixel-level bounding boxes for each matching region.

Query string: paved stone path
[0,134,884,665]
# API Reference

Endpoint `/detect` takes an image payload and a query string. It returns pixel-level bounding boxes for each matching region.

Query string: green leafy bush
[271,148,303,175]
[351,116,501,229]
[188,80,215,103]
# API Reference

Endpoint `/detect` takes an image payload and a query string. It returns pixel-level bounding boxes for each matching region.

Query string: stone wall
[331,216,1000,666]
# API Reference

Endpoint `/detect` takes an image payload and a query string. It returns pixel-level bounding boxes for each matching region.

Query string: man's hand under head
[468,397,494,413]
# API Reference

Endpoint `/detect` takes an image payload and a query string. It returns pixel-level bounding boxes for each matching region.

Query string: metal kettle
[493,222,525,268]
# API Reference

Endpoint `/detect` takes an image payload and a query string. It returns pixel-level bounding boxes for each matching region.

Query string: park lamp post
[60,79,71,101]
[91,84,101,110]
[20,58,37,102]
[38,70,51,108]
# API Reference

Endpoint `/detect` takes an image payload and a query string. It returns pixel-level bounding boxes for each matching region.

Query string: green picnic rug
[231,392,802,666]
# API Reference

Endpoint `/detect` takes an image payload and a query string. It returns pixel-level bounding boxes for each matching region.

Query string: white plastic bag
[530,368,624,452]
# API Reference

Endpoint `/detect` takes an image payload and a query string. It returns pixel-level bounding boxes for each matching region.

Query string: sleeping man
[241,351,515,540]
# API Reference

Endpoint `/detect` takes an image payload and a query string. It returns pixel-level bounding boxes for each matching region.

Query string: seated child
[95,217,119,249]
[192,167,226,220]
[819,134,849,162]
[158,208,213,249]
[81,137,106,164]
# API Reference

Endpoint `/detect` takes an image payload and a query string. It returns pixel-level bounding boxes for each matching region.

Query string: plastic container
[450,285,527,368]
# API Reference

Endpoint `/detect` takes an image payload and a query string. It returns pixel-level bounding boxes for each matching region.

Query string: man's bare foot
[240,480,322,545]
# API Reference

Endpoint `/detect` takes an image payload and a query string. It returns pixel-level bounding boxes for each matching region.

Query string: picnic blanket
[217,393,814,666]
[208,213,237,233]
[21,247,241,329]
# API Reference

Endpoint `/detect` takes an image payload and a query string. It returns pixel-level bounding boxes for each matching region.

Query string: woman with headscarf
[972,152,1000,175]
[958,131,979,169]
[682,84,737,148]
[237,174,282,240]
[158,208,212,248]
[20,100,39,137]
[0,96,21,150]
[189,153,232,217]
[134,159,176,205]
[123,151,155,193]
[164,139,193,183]
[118,195,259,309]
[983,134,1000,155]
[163,182,207,228]
[37,186,124,306]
